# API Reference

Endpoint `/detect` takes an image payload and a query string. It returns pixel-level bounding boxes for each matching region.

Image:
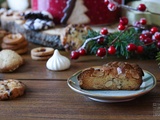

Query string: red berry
[100,28,108,35]
[144,38,153,44]
[126,43,137,51]
[97,37,105,44]
[71,51,80,59]
[136,46,144,54]
[96,48,106,57]
[139,18,147,25]
[157,41,160,48]
[119,17,128,25]
[134,21,141,27]
[118,24,125,31]
[154,32,160,40]
[108,46,116,55]
[150,27,158,34]
[137,4,146,11]
[79,48,86,56]
[104,0,110,5]
[139,34,147,41]
[142,31,152,38]
[108,2,117,11]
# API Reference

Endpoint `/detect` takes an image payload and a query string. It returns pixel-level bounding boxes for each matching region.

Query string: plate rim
[67,67,157,100]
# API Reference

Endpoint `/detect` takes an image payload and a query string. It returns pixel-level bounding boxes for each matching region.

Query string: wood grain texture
[1,15,64,49]
[0,80,159,120]
[1,43,160,81]
[0,41,160,120]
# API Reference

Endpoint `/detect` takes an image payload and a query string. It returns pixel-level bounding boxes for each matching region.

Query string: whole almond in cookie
[78,61,144,90]
[0,79,26,100]
[0,49,24,72]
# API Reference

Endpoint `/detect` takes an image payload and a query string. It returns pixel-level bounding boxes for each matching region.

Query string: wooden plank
[0,43,160,80]
[0,14,64,49]
[0,80,159,120]
[0,13,118,50]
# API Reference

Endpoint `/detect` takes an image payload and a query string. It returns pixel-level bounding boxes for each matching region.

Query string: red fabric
[31,0,122,25]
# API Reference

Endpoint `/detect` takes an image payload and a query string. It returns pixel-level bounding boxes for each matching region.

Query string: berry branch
[70,0,160,60]
[105,0,160,15]
[78,35,104,50]
[119,3,160,16]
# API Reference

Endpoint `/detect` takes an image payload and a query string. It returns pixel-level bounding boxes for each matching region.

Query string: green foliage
[0,0,5,5]
[84,30,100,39]
[82,27,159,59]
[84,30,108,54]
[108,28,142,58]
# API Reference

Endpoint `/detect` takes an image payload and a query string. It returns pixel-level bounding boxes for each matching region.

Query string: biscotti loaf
[61,24,92,51]
[78,61,144,90]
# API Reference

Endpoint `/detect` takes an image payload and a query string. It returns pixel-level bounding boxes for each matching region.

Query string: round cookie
[0,49,24,72]
[15,47,28,55]
[31,54,51,61]
[1,40,28,50]
[0,30,9,40]
[31,47,54,57]
[3,33,25,44]
[0,30,9,49]
[0,79,26,100]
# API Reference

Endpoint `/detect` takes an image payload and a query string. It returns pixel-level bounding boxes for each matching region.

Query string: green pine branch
[0,0,5,5]
[82,27,158,59]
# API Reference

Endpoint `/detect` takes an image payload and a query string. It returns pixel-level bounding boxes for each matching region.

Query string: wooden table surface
[0,43,160,120]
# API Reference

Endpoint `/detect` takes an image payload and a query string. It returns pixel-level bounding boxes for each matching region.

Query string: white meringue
[46,49,71,71]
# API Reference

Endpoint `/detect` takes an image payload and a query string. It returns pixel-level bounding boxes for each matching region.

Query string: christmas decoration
[70,0,160,60]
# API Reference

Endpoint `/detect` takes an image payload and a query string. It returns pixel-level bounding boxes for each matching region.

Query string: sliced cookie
[61,24,92,51]
[0,79,26,100]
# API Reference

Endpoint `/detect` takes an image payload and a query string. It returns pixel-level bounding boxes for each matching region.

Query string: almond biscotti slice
[78,61,144,90]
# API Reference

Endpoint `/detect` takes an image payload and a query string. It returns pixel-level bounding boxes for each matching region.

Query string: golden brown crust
[0,79,26,100]
[0,30,9,45]
[61,24,92,51]
[78,61,144,90]
[31,54,51,61]
[0,30,9,39]
[1,40,28,50]
[31,47,54,57]
[1,33,28,55]
[15,47,28,55]
[3,33,25,44]
[31,47,54,61]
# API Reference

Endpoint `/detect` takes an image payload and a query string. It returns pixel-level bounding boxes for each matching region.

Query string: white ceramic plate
[67,68,157,103]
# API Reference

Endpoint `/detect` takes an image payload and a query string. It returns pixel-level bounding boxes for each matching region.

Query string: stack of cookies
[1,33,28,54]
[0,29,9,49]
